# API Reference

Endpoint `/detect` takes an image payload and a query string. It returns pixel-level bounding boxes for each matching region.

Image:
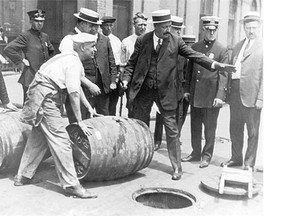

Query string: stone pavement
[0,72,263,216]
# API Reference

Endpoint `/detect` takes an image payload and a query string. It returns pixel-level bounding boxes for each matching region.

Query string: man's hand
[184,93,190,102]
[22,59,30,66]
[78,121,93,136]
[4,102,19,112]
[255,99,263,109]
[110,82,117,90]
[213,98,225,108]
[214,62,236,73]
[88,84,101,96]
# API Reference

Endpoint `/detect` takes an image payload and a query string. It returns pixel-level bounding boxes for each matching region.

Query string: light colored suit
[229,37,263,166]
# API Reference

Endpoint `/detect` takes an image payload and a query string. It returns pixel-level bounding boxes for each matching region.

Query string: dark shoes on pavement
[65,185,98,199]
[221,160,243,167]
[14,175,42,186]
[199,159,210,168]
[154,142,161,151]
[171,168,182,180]
[181,155,201,162]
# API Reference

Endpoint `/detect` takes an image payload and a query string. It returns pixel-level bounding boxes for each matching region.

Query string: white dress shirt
[108,33,122,66]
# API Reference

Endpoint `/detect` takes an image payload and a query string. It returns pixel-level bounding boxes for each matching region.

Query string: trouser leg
[161,109,182,173]
[244,107,261,166]
[229,80,245,163]
[17,126,48,179]
[202,108,220,160]
[190,106,202,159]
[154,112,164,143]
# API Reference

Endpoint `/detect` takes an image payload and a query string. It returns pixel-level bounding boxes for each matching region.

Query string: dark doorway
[37,0,77,52]
[113,0,133,40]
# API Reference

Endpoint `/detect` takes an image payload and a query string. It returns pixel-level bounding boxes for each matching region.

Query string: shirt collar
[153,32,162,49]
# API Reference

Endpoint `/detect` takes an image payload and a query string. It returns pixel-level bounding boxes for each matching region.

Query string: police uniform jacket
[185,40,228,108]
[123,31,214,110]
[4,28,54,87]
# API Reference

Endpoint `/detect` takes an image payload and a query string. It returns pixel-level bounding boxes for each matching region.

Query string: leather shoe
[14,175,42,186]
[244,165,254,171]
[181,155,200,162]
[65,185,98,199]
[221,160,243,167]
[154,142,161,151]
[171,172,182,180]
[199,159,210,168]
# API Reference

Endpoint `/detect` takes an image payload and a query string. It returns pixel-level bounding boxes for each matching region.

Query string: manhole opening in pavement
[132,187,196,209]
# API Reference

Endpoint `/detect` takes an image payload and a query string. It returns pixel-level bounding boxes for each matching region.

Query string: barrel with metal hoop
[66,116,154,181]
[0,112,32,171]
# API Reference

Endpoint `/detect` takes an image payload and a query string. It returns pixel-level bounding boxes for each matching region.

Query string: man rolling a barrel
[14,33,98,199]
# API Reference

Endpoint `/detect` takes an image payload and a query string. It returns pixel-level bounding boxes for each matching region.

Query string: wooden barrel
[66,116,154,181]
[0,112,32,171]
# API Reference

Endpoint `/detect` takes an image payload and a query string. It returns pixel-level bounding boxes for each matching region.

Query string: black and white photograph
[0,0,273,215]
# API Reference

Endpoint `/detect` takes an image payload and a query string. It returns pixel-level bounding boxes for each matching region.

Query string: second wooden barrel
[66,116,154,181]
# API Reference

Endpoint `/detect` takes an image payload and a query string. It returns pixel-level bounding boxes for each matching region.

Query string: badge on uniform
[45,42,48,47]
[208,53,214,59]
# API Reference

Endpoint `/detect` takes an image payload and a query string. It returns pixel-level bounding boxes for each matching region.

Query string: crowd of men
[0,7,263,198]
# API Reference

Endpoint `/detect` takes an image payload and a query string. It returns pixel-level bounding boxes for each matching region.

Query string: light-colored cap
[240,11,262,24]
[201,16,221,30]
[71,33,96,43]
[74,8,102,25]
[171,16,185,28]
[152,9,171,23]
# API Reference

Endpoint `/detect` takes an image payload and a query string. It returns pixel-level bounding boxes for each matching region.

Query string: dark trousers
[108,88,119,116]
[190,106,220,160]
[132,86,182,173]
[229,80,261,166]
[154,98,188,144]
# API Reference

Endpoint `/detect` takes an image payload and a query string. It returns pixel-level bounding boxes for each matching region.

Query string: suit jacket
[0,69,9,104]
[123,31,214,110]
[185,40,229,108]
[80,33,117,94]
[4,28,54,87]
[230,38,263,107]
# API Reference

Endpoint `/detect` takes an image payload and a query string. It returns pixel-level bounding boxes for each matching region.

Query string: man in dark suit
[122,9,235,180]
[4,9,54,103]
[181,16,229,168]
[59,8,117,123]
[221,12,263,170]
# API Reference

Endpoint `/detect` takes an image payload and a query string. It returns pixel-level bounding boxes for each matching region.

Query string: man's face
[203,27,217,41]
[30,19,44,31]
[171,27,182,36]
[82,42,96,60]
[154,21,171,39]
[101,23,113,36]
[134,18,147,36]
[244,21,261,40]
[81,22,99,35]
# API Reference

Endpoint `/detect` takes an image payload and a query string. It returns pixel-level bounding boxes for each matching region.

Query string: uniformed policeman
[4,9,54,103]
[181,16,229,168]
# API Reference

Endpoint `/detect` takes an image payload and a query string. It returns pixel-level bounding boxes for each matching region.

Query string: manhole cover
[132,187,196,209]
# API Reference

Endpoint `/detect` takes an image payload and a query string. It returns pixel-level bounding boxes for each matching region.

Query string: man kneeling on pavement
[14,33,98,199]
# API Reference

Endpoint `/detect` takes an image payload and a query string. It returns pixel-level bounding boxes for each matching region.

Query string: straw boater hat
[151,9,171,23]
[240,11,262,24]
[182,35,196,44]
[74,8,102,25]
[201,16,221,30]
[27,9,45,21]
[171,16,185,28]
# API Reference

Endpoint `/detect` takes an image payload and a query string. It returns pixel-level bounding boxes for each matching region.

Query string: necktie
[243,39,250,56]
[155,39,161,54]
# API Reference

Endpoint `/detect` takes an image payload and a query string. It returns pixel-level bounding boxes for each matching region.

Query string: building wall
[0,0,262,48]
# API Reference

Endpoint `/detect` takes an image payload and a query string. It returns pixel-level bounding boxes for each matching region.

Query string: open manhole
[132,187,196,209]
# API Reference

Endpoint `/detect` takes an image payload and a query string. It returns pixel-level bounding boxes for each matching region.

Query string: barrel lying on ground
[66,116,154,181]
[0,112,32,171]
